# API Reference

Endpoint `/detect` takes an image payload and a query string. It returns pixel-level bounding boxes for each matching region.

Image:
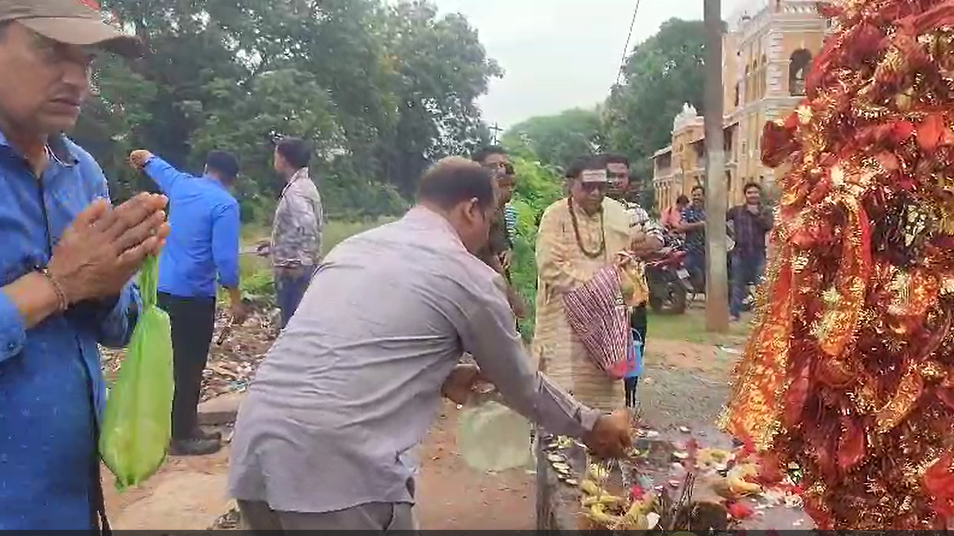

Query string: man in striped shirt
[602,154,664,410]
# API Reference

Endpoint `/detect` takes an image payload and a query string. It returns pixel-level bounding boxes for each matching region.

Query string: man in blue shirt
[0,1,170,529]
[678,185,707,287]
[130,149,247,456]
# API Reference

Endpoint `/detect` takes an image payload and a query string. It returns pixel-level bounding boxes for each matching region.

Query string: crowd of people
[0,2,642,530]
[659,181,775,321]
[0,0,775,532]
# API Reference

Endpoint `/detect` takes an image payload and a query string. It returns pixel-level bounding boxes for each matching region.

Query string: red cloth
[563,266,630,379]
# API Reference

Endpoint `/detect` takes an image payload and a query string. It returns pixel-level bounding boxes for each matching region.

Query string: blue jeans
[275,267,315,328]
[730,250,766,318]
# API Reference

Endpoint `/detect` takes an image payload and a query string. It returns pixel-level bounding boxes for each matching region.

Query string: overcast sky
[431,0,751,130]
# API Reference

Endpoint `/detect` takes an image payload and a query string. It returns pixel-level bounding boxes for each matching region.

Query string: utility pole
[704,0,729,332]
[489,123,503,145]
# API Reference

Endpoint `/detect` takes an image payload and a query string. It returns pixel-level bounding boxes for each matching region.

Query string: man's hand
[629,230,648,251]
[499,250,513,271]
[230,300,249,326]
[631,237,664,258]
[441,363,491,405]
[256,239,271,258]
[582,410,632,459]
[48,193,169,304]
[128,150,154,170]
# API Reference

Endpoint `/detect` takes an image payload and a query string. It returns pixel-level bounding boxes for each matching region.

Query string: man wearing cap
[0,1,169,530]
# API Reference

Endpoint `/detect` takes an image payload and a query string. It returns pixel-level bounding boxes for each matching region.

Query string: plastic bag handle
[137,255,159,309]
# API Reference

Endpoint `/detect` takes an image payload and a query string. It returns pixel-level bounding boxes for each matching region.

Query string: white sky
[431,0,749,129]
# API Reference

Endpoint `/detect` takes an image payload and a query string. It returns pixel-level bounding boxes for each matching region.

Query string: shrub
[507,156,565,339]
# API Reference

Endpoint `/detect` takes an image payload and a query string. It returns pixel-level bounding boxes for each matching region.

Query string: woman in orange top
[660,195,689,231]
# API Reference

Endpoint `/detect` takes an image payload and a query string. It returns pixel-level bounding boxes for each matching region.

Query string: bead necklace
[567,196,606,259]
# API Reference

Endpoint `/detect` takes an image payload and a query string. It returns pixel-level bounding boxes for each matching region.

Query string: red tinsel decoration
[721,0,954,529]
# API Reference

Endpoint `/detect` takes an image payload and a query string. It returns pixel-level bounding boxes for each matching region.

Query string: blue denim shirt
[0,132,141,529]
[143,157,240,298]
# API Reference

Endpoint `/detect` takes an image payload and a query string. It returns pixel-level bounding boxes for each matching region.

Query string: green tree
[501,108,603,170]
[505,154,566,338]
[76,0,500,221]
[602,18,711,197]
[378,1,503,195]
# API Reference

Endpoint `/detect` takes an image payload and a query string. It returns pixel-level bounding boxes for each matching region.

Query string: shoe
[193,426,222,441]
[169,437,222,456]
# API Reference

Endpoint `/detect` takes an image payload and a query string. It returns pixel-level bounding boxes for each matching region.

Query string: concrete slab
[197,392,246,425]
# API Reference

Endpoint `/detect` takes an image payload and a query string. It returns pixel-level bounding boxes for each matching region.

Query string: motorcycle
[644,246,693,315]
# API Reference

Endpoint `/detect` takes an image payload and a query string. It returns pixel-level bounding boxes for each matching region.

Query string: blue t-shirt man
[133,149,246,456]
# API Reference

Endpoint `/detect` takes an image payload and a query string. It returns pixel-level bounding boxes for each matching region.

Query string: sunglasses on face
[580,182,608,193]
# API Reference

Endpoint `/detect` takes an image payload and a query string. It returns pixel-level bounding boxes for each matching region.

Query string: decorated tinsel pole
[720,0,954,529]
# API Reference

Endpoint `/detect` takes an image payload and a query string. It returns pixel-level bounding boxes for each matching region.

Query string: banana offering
[712,462,762,500]
[579,465,657,531]
[726,463,761,496]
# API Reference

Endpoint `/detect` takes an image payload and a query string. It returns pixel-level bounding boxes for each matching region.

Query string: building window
[760,54,767,99]
[789,49,812,96]
[744,65,751,102]
[734,83,740,107]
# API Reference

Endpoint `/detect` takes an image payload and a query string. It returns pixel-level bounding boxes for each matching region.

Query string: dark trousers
[730,250,766,318]
[625,304,648,408]
[157,292,216,441]
[275,268,314,328]
[685,249,706,289]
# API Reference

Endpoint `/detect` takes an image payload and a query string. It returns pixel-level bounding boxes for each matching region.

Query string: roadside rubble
[101,305,279,401]
[632,424,809,529]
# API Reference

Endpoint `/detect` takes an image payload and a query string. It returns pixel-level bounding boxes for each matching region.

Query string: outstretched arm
[131,150,189,196]
[456,280,600,438]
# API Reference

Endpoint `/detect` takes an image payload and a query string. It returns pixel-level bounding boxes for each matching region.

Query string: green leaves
[502,108,603,171]
[81,0,500,220]
[603,18,708,169]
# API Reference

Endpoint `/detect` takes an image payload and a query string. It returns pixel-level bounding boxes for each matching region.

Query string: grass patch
[647,309,751,346]
[235,217,396,300]
[322,217,397,254]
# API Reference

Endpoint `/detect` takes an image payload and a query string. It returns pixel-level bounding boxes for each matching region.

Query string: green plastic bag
[99,255,174,490]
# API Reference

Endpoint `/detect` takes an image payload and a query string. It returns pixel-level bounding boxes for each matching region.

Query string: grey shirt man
[270,167,323,268]
[229,206,600,518]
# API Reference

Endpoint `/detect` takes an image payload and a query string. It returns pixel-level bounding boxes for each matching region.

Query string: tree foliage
[501,108,603,171]
[602,18,709,184]
[505,155,565,338]
[503,18,710,215]
[74,0,502,221]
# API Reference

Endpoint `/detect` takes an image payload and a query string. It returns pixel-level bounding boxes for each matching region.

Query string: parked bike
[644,247,692,315]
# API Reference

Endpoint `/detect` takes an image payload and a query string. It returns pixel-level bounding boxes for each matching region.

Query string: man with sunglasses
[533,156,659,412]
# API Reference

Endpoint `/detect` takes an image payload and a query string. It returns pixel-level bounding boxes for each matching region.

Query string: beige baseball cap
[0,0,143,58]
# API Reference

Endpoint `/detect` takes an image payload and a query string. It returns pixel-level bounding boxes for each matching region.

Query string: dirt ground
[102,313,749,530]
